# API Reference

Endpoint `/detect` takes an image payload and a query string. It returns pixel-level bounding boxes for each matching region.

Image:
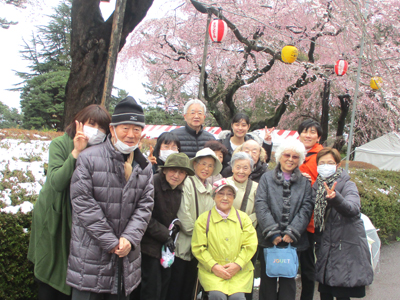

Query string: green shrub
[350,169,400,242]
[0,212,37,300]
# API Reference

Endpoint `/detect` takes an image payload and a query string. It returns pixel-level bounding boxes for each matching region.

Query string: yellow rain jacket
[191,207,258,295]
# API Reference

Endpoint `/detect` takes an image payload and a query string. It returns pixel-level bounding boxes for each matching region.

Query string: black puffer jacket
[170,123,215,159]
[255,166,314,251]
[313,170,373,288]
[67,136,154,296]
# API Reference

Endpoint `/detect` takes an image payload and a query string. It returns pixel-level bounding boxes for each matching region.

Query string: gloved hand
[164,237,175,253]
[170,223,180,237]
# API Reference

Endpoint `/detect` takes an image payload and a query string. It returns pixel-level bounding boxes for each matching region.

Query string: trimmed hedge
[0,169,399,298]
[0,212,37,300]
[351,169,400,241]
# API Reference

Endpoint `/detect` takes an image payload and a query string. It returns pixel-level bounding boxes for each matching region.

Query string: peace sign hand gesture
[264,126,275,143]
[324,182,337,200]
[148,145,157,165]
[72,121,88,159]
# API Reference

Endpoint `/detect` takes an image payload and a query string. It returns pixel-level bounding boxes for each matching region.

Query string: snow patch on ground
[1,201,34,214]
[0,138,50,214]
[377,187,393,195]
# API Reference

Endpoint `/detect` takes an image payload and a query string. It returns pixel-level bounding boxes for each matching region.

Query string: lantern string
[192,0,375,54]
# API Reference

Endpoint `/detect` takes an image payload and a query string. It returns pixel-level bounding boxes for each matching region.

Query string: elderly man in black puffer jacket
[67,97,154,299]
[170,99,215,159]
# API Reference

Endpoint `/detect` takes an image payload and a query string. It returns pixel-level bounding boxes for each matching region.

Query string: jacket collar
[211,206,239,224]
[185,122,204,136]
[190,175,212,194]
[273,164,302,185]
[105,134,149,170]
[306,143,324,157]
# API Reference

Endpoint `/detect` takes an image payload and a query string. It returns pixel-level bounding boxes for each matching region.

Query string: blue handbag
[263,243,299,278]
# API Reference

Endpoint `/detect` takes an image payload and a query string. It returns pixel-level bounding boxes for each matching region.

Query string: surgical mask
[83,126,106,146]
[159,150,179,162]
[317,164,337,179]
[113,127,138,154]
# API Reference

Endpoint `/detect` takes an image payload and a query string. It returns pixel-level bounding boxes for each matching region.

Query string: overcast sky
[0,0,179,110]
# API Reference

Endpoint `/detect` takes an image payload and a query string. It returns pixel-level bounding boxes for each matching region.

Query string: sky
[0,0,180,110]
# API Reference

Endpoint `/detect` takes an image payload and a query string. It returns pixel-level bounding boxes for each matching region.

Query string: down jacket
[170,123,215,159]
[66,136,154,296]
[313,170,373,288]
[255,166,314,251]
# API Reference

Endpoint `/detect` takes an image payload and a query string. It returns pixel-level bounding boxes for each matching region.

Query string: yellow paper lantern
[281,45,298,64]
[370,77,383,90]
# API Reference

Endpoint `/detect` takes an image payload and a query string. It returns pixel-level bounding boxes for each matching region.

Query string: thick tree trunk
[320,79,331,145]
[333,93,351,150]
[63,0,153,129]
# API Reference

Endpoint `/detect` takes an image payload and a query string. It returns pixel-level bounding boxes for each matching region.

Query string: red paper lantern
[335,59,348,76]
[209,19,228,43]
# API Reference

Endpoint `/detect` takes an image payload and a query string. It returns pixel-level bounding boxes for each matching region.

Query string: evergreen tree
[0,101,22,128]
[13,0,71,130]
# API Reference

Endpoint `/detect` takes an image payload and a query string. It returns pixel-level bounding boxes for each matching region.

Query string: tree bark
[320,79,331,145]
[333,93,351,150]
[63,0,153,128]
[250,71,319,130]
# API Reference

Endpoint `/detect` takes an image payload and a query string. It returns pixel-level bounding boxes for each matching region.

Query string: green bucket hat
[159,153,195,176]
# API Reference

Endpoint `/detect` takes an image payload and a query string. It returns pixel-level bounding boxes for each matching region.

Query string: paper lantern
[281,45,298,64]
[370,77,383,90]
[209,19,228,43]
[335,59,348,76]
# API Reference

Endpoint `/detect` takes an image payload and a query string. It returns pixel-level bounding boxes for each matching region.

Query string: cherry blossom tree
[121,0,400,148]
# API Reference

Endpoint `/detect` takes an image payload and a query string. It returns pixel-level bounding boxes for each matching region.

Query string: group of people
[28,97,373,300]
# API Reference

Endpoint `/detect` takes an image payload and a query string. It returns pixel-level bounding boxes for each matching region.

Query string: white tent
[354,132,400,171]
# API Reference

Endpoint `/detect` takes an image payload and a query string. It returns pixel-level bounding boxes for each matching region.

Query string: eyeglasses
[282,153,300,160]
[216,191,235,199]
[197,161,214,169]
[160,144,179,151]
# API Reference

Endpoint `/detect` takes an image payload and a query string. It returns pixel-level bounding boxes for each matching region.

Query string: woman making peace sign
[313,148,373,300]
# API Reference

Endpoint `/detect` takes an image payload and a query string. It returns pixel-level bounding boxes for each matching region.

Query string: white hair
[231,152,254,169]
[275,137,306,165]
[183,99,207,115]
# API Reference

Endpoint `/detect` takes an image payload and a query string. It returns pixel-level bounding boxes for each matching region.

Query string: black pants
[140,253,172,300]
[299,232,316,300]
[165,256,198,300]
[259,247,296,300]
[37,280,71,300]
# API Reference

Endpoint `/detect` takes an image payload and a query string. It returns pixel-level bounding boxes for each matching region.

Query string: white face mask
[83,125,106,146]
[317,164,337,179]
[112,127,138,154]
[159,150,179,162]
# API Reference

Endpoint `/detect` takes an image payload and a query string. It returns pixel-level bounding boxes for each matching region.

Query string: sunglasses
[282,153,300,160]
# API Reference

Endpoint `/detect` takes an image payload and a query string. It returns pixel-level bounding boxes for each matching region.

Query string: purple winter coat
[66,136,154,296]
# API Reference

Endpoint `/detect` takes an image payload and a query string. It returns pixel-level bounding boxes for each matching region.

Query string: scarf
[314,167,343,231]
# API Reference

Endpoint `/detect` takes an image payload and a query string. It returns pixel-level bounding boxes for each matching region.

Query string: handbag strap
[189,177,199,219]
[240,179,253,212]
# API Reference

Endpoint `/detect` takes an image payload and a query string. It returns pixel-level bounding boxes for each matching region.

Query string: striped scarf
[314,167,343,231]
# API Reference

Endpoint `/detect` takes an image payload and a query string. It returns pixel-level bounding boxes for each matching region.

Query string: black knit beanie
[110,96,145,128]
